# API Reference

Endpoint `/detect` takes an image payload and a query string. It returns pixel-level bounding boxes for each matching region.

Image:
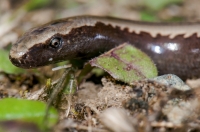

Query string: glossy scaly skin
[9,16,200,79]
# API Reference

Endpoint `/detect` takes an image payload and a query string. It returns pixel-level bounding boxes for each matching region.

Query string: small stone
[152,74,190,90]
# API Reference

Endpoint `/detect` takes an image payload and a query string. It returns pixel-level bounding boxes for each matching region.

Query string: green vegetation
[0,98,58,130]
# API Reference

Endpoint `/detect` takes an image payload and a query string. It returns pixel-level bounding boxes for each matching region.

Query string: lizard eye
[50,37,62,48]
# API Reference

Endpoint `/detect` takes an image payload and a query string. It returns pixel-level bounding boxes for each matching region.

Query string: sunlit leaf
[89,43,157,83]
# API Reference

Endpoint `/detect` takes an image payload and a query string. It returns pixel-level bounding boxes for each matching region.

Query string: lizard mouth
[9,54,36,69]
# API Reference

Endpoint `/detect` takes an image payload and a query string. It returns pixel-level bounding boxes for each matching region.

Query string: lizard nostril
[22,54,27,59]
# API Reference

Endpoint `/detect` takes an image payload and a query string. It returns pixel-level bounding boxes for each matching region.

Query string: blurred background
[1,0,200,51]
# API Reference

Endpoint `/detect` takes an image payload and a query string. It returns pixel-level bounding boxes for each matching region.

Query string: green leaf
[0,49,24,74]
[24,0,50,11]
[140,11,157,22]
[143,0,183,11]
[0,98,58,129]
[89,43,158,83]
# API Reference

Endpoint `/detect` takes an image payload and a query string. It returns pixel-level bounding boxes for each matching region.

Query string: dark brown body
[68,23,200,80]
[9,16,200,79]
